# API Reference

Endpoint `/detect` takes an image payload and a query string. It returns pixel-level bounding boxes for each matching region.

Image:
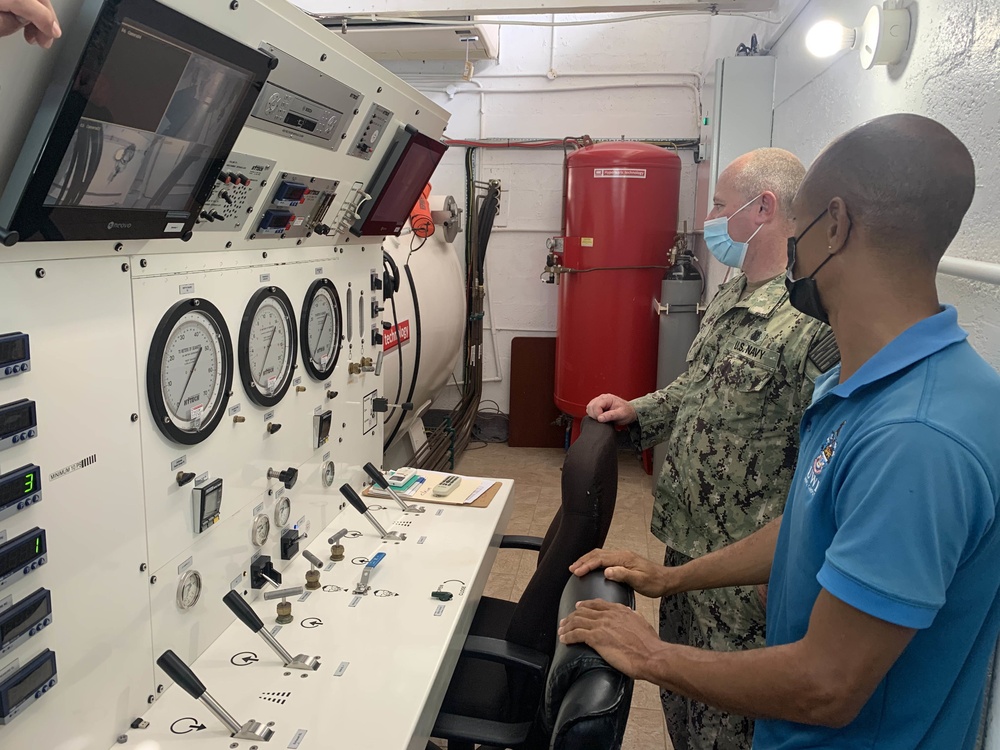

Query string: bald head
[723,148,805,219]
[799,113,975,266]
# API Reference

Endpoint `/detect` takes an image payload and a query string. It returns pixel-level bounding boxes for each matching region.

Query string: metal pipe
[938,256,1000,286]
[258,628,296,666]
[200,693,243,736]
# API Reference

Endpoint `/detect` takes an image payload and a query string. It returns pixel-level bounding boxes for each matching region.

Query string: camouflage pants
[659,547,767,750]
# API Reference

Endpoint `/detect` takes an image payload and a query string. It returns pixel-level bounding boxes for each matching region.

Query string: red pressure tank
[554,142,681,441]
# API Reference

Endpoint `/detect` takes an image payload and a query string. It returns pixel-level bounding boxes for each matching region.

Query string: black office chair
[432,417,620,749]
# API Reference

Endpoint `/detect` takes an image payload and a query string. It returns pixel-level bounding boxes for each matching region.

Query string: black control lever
[222,591,319,671]
[362,463,424,513]
[339,484,406,541]
[156,650,274,741]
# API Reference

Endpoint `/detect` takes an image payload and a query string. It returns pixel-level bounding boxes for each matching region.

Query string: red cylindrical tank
[554,142,681,433]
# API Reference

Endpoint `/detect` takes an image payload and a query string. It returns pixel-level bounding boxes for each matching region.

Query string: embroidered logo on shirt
[805,421,845,495]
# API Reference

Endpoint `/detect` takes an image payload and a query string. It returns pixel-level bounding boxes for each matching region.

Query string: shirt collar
[732,274,788,317]
[813,305,967,404]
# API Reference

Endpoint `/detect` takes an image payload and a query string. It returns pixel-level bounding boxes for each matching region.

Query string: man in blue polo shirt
[560,113,1000,749]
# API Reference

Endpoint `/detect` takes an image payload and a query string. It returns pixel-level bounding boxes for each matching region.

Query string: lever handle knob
[157,650,206,700]
[223,590,264,634]
[362,463,389,489]
[339,484,368,516]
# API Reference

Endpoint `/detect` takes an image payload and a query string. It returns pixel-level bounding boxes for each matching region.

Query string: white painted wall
[385,14,710,412]
[701,1,1000,746]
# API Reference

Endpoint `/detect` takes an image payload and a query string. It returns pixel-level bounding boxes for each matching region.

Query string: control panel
[0,333,30,380]
[0,528,46,591]
[0,399,36,452]
[248,43,363,150]
[350,104,394,161]
[0,649,57,725]
[0,588,52,658]
[195,154,276,233]
[249,173,340,240]
[0,464,41,522]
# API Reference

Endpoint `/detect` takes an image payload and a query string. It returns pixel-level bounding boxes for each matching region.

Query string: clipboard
[363,473,502,508]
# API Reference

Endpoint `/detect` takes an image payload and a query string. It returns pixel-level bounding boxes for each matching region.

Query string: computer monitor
[0,0,273,243]
[351,125,447,238]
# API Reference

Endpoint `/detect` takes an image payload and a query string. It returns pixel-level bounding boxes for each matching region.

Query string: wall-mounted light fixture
[805,5,912,69]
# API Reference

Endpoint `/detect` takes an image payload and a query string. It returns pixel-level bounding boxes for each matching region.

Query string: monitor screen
[0,0,273,242]
[352,127,447,237]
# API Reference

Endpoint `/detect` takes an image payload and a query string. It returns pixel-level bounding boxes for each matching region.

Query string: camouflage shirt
[631,273,839,557]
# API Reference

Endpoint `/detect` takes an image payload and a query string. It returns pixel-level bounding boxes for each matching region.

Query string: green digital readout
[24,474,34,494]
[1,466,40,510]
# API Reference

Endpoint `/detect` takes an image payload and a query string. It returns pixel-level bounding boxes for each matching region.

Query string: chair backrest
[505,417,618,656]
[544,571,634,750]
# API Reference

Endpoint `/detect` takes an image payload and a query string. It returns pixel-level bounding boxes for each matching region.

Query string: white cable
[335,11,782,28]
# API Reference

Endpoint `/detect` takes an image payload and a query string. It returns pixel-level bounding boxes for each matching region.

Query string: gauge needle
[177,346,204,411]
[260,327,277,379]
[315,314,328,352]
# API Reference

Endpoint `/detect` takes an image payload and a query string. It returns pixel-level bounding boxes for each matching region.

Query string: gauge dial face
[322,461,336,488]
[148,299,233,445]
[300,279,343,381]
[239,287,298,407]
[275,497,291,528]
[176,570,203,611]
[251,514,271,547]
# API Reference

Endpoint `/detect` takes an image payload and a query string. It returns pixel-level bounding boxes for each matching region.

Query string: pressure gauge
[300,278,343,381]
[147,299,234,445]
[238,286,298,407]
[322,461,336,488]
[176,570,203,611]
[251,514,271,547]
[274,496,291,528]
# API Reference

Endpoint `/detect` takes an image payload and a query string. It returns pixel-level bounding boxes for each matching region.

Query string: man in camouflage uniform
[587,148,839,750]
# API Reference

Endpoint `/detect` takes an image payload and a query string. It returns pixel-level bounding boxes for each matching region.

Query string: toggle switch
[354,552,386,595]
[267,422,282,434]
[250,556,282,590]
[176,471,196,487]
[281,528,306,560]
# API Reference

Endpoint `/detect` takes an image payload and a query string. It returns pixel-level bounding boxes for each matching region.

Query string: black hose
[383,260,423,450]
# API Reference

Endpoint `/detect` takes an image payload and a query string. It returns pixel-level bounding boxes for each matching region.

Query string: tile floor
[454,442,674,750]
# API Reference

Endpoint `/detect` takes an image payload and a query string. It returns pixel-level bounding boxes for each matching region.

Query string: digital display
[283,113,316,133]
[0,402,34,437]
[204,484,222,517]
[0,465,40,506]
[275,182,307,203]
[0,336,27,365]
[353,128,447,237]
[0,529,46,579]
[0,590,50,648]
[260,210,292,229]
[43,21,255,212]
[4,652,55,709]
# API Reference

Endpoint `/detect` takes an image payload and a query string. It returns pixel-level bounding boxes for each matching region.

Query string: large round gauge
[238,286,298,407]
[251,513,271,547]
[300,278,343,381]
[176,570,203,611]
[147,298,234,446]
[275,496,291,528]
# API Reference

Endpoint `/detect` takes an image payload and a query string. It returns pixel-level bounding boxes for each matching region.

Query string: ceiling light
[805,5,911,69]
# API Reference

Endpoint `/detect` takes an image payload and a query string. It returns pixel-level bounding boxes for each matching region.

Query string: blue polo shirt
[755,306,1000,749]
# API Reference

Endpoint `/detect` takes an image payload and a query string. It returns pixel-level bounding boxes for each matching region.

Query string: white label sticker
[315,267,323,275]
[228,404,241,416]
[260,273,271,283]
[165,222,185,233]
[314,406,322,414]
[297,516,306,528]
[275,486,285,499]
[418,536,427,545]
[251,551,261,564]
[288,729,308,749]
[334,662,349,677]
[177,557,193,575]
[349,596,361,608]
[294,217,305,226]
[324,381,331,390]
[264,410,275,421]
[194,472,209,487]
[434,604,445,617]
[271,625,282,636]
[593,167,646,179]
[580,237,594,248]
[230,574,243,591]
[298,591,311,603]
[170,456,187,471]
[293,377,302,386]
[254,502,264,516]
[323,451,331,461]
[179,283,195,295]
[324,562,335,572]
[435,509,444,517]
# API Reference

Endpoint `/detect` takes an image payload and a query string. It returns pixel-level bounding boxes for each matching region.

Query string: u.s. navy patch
[805,421,845,495]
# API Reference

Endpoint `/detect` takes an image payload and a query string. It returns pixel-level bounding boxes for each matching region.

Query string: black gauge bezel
[147,298,234,446]
[300,278,343,381]
[238,286,298,407]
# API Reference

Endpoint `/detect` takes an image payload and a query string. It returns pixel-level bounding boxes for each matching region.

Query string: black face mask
[785,208,836,324]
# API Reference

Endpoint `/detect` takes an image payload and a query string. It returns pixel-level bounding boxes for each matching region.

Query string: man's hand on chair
[558,599,657,680]
[586,394,637,426]
[570,549,677,598]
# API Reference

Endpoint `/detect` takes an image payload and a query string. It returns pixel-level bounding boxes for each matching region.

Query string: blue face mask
[703,194,764,268]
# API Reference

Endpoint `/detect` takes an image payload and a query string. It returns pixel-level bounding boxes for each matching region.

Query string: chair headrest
[561,417,617,517]
[543,570,635,738]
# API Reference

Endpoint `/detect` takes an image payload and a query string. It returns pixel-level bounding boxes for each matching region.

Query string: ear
[756,191,779,224]
[827,197,852,254]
